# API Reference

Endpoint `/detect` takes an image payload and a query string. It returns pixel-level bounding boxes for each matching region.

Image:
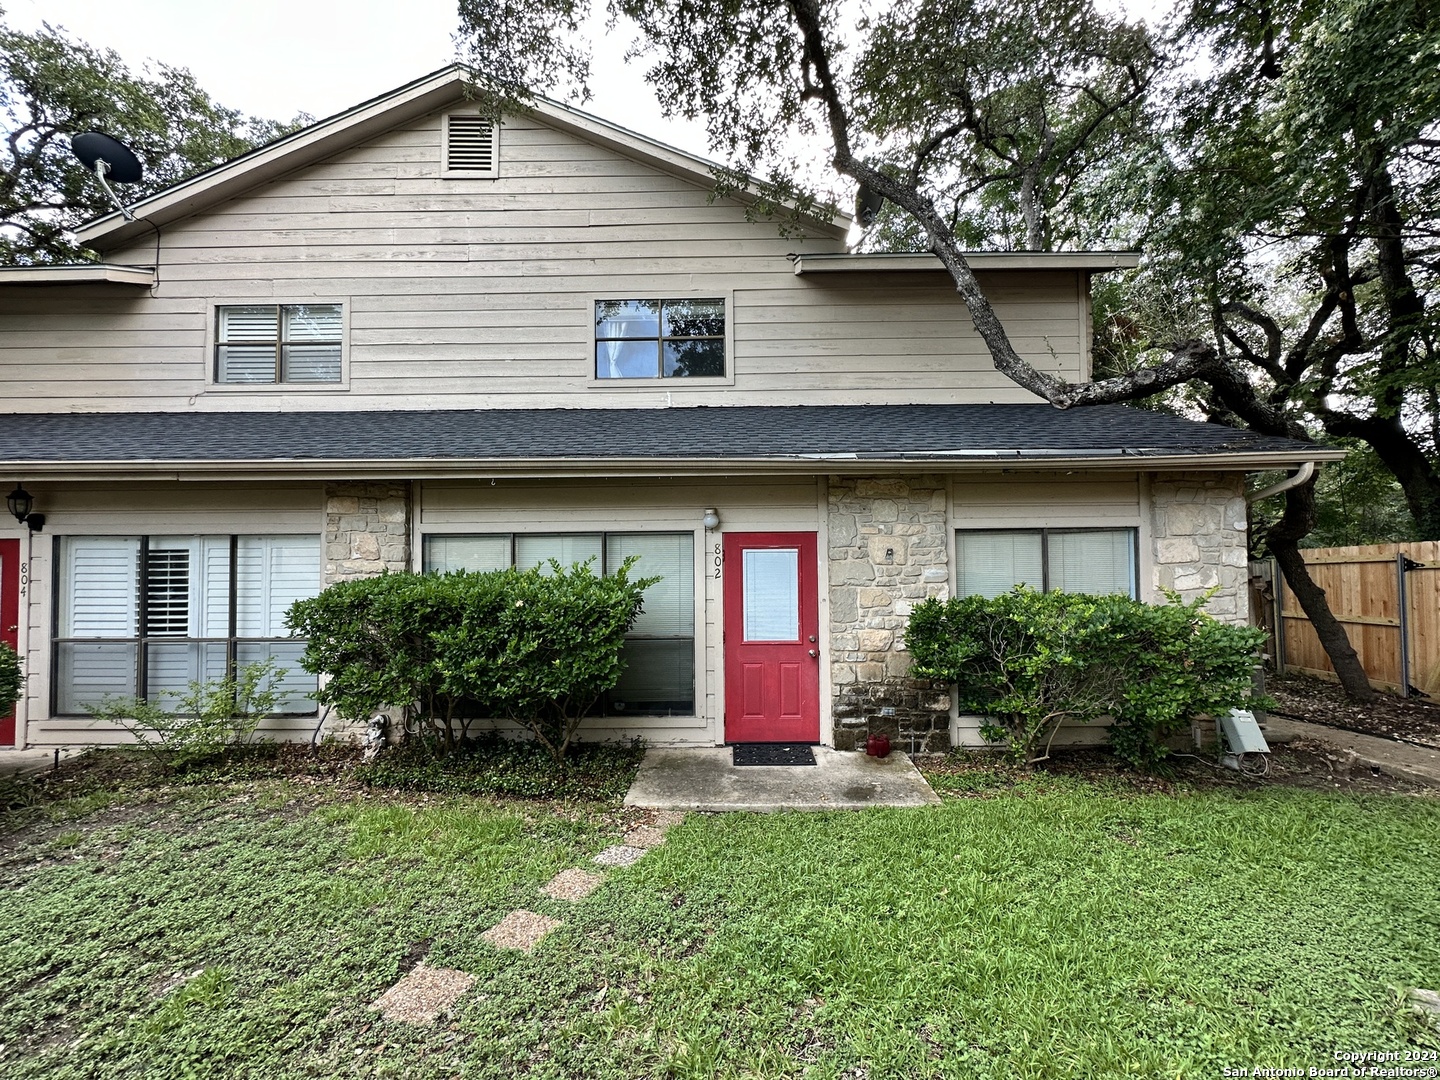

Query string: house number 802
[713,543,722,579]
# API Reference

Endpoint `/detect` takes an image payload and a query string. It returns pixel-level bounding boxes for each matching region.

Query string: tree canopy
[456,0,1439,698]
[0,14,304,264]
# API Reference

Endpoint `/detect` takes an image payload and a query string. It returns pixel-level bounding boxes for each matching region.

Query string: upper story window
[595,298,725,379]
[956,528,1138,599]
[216,304,342,384]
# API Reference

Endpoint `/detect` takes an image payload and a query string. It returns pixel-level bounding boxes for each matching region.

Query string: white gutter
[1246,460,1317,503]
[794,251,1142,274]
[0,450,1345,482]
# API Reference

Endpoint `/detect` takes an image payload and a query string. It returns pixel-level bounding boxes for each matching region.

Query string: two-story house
[0,67,1334,754]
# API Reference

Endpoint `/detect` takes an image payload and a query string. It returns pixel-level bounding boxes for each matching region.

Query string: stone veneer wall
[320,482,413,742]
[827,475,953,752]
[1148,471,1250,625]
[323,481,412,586]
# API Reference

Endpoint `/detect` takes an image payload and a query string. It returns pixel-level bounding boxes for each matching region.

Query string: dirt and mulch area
[917,738,1435,798]
[1265,671,1440,750]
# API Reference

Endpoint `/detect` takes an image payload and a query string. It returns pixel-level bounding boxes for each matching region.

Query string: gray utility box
[1219,708,1270,754]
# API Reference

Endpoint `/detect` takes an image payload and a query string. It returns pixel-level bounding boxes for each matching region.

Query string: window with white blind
[215,304,342,384]
[423,532,696,716]
[54,535,322,716]
[956,528,1138,599]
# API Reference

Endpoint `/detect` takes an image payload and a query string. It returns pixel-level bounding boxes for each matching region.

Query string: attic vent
[444,115,498,177]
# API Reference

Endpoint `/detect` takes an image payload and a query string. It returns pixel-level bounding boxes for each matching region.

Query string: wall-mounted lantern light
[7,484,44,532]
[702,507,721,530]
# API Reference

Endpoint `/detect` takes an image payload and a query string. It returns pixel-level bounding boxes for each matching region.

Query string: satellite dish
[70,132,143,221]
[855,184,884,229]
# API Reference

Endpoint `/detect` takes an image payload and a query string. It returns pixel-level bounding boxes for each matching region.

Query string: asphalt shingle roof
[0,404,1318,463]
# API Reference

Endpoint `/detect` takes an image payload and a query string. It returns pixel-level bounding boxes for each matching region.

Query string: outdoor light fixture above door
[6,485,44,532]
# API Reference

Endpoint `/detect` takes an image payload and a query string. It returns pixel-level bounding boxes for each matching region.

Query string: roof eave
[794,251,1143,275]
[0,263,156,287]
[2,448,1345,481]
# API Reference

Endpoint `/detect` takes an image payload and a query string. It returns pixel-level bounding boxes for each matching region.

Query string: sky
[3,0,715,157]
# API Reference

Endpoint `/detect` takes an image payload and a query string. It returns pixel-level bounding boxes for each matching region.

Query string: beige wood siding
[20,482,325,748]
[0,112,1088,412]
[420,476,821,745]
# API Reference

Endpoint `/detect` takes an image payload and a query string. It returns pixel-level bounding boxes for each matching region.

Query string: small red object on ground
[866,733,891,758]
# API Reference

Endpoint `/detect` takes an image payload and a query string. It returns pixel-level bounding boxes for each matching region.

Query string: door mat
[732,743,816,766]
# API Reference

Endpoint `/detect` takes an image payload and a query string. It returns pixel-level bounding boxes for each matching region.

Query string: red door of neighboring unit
[1,539,18,746]
[723,532,820,743]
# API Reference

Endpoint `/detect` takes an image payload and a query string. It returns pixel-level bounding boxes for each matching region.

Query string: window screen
[956,528,1137,598]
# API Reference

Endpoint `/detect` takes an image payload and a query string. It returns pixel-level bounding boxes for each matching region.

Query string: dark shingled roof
[0,404,1319,463]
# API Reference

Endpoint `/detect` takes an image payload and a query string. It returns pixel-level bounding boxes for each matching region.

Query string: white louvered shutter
[217,306,279,383]
[236,536,322,637]
[57,538,140,713]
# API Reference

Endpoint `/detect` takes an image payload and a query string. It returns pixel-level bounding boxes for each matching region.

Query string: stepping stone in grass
[648,810,687,829]
[622,826,668,849]
[593,844,646,867]
[542,868,604,901]
[372,963,476,1024]
[1412,988,1440,1022]
[481,910,562,953]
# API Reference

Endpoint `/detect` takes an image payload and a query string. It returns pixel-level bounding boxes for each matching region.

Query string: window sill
[584,376,735,390]
[205,382,349,393]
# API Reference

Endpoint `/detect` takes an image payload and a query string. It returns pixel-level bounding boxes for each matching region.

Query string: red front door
[1,538,18,746]
[723,532,820,743]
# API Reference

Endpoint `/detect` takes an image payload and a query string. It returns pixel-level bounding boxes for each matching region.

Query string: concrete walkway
[624,746,942,812]
[1266,716,1440,788]
[0,748,61,779]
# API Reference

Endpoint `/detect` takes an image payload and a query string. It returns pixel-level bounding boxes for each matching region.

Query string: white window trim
[441,113,500,179]
[585,292,737,389]
[205,299,351,392]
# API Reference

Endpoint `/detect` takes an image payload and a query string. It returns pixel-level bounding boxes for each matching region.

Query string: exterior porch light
[702,507,720,530]
[7,484,43,531]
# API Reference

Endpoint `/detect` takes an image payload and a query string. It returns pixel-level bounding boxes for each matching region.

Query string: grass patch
[0,767,1435,1078]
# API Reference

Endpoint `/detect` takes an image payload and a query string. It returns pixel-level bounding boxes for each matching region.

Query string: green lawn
[1,764,1436,1078]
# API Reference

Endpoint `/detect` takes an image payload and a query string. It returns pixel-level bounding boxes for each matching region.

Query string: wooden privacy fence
[1250,541,1440,697]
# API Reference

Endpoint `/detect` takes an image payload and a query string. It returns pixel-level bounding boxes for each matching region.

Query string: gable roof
[74,66,849,252]
[0,404,1339,478]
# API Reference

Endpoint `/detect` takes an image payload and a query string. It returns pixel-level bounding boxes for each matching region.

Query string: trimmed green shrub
[906,588,1267,768]
[286,560,656,762]
[85,658,282,769]
[0,640,20,709]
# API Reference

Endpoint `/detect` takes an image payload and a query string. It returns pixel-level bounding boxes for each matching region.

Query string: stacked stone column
[827,476,952,752]
[1148,472,1249,625]
[323,482,412,586]
[320,482,413,742]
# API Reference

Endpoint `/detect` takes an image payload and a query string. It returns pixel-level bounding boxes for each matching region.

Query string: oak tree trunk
[1265,479,1377,701]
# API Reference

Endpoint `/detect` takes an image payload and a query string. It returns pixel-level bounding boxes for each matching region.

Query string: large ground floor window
[423,532,695,716]
[54,535,321,716]
[956,528,1139,599]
